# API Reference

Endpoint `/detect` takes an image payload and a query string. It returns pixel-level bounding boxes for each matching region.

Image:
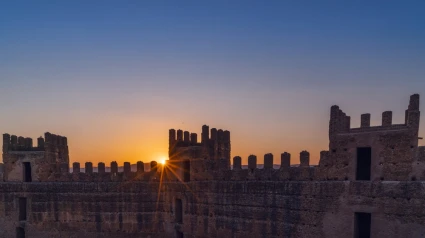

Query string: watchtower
[2,132,69,182]
[168,125,231,181]
[319,94,421,181]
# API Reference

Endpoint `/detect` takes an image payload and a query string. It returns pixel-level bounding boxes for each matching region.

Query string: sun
[159,157,167,165]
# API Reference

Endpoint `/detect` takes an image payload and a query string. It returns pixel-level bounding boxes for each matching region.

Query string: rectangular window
[356,147,371,181]
[354,212,371,238]
[175,199,183,223]
[183,160,190,182]
[19,198,27,221]
[23,162,32,182]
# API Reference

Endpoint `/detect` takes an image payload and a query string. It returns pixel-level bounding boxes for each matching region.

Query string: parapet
[3,132,69,153]
[233,156,242,170]
[169,124,231,161]
[51,161,162,182]
[264,153,273,169]
[228,152,315,181]
[329,94,420,137]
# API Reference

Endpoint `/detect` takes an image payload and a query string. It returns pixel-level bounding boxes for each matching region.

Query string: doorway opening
[183,160,190,182]
[176,231,184,238]
[19,198,27,221]
[175,198,183,223]
[16,227,25,238]
[23,162,32,182]
[354,212,371,238]
[356,147,371,180]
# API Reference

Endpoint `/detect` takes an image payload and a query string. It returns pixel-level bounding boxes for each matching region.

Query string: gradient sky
[1,1,424,166]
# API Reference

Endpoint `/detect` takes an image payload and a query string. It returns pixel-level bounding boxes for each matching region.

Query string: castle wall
[2,133,70,182]
[2,151,45,182]
[0,182,174,238]
[322,127,417,181]
[1,94,423,237]
[1,181,425,238]
[173,181,425,238]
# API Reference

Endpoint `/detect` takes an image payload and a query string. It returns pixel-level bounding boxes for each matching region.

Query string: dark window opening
[176,231,184,238]
[183,160,190,182]
[19,198,27,221]
[23,162,32,182]
[356,147,371,181]
[175,199,183,223]
[354,212,371,238]
[16,227,25,238]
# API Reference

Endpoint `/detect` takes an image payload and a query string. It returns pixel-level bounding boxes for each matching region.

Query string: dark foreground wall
[1,181,425,238]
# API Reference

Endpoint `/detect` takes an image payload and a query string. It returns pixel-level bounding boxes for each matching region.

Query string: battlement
[0,94,424,238]
[2,132,68,153]
[323,94,422,181]
[45,161,164,182]
[2,132,70,182]
[330,94,420,136]
[169,125,231,161]
[189,151,315,181]
[3,134,44,152]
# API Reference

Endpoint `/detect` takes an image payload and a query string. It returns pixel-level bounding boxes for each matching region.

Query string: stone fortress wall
[0,94,424,238]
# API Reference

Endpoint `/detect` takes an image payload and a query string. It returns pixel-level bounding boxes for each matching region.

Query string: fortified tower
[168,125,231,181]
[2,132,69,182]
[318,94,422,181]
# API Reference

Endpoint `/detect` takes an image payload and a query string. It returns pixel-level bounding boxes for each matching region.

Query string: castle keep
[0,94,424,238]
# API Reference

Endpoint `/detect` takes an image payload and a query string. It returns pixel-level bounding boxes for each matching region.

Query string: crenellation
[37,136,44,148]
[98,162,105,173]
[190,133,197,144]
[124,162,131,174]
[0,93,424,237]
[382,111,393,126]
[17,136,25,147]
[232,156,241,170]
[169,129,176,142]
[73,162,80,173]
[406,94,420,132]
[24,137,32,149]
[223,130,231,160]
[338,110,346,132]
[150,161,158,173]
[201,125,209,143]
[217,129,224,159]
[137,161,144,172]
[85,162,93,173]
[184,131,190,143]
[280,152,291,169]
[264,153,273,169]
[360,113,371,127]
[10,135,17,146]
[210,128,217,141]
[176,129,183,141]
[248,155,257,170]
[300,151,310,167]
[329,106,351,136]
[111,161,118,174]
[345,115,351,131]
[408,93,420,110]
[2,134,10,152]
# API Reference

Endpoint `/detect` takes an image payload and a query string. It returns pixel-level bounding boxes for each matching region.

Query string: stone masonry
[0,94,424,238]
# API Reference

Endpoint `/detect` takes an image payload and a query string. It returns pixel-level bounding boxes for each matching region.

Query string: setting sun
[159,158,167,165]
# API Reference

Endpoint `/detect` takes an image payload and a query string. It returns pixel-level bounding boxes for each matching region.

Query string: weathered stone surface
[0,94,424,237]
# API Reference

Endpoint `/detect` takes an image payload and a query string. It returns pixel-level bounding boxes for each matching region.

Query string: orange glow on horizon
[158,156,167,165]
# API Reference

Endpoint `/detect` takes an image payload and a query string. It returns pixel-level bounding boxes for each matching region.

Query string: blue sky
[1,1,424,165]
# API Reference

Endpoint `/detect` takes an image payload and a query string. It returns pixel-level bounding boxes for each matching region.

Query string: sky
[1,1,424,166]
